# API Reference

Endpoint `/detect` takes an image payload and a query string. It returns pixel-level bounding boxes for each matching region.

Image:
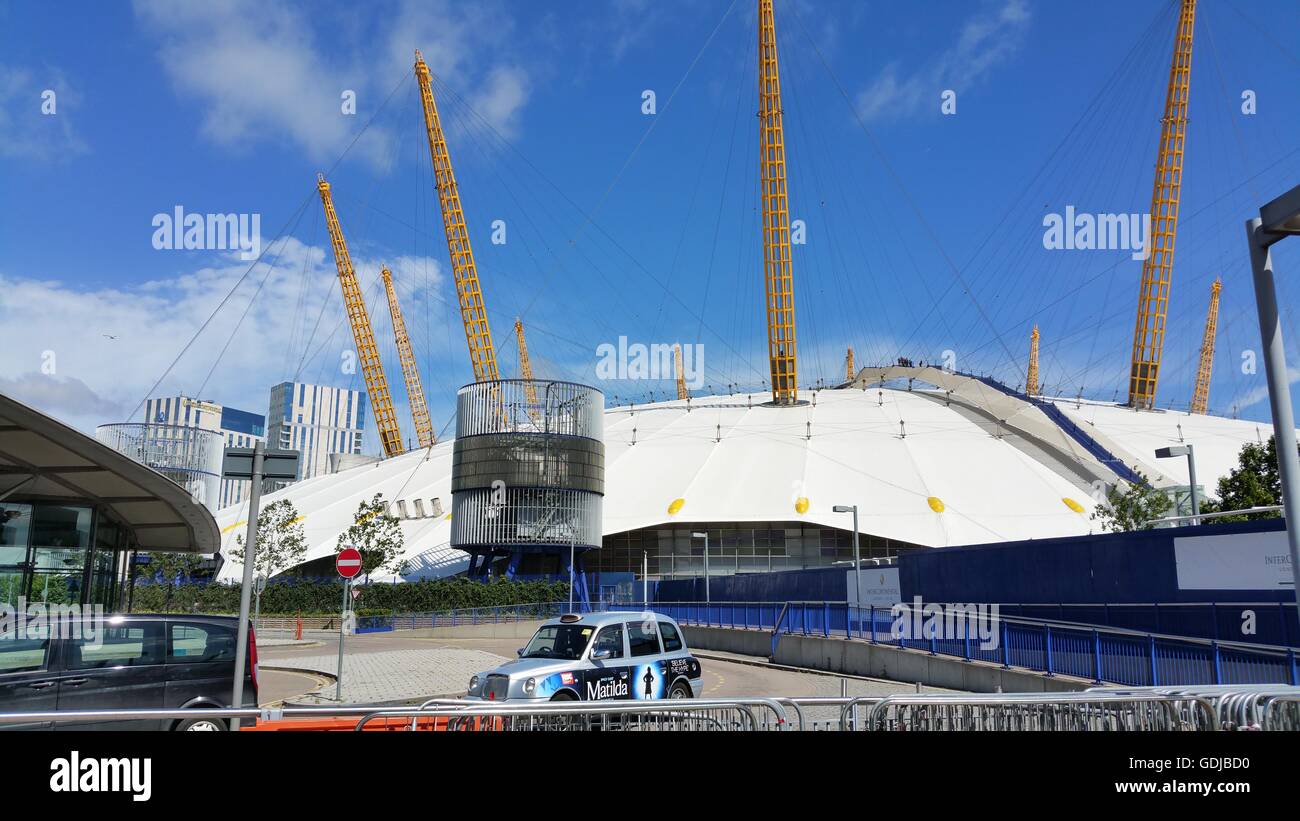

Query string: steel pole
[336,577,348,701]
[1247,217,1300,608]
[643,551,648,606]
[569,540,574,612]
[852,505,862,619]
[703,533,710,604]
[231,440,264,729]
[1186,445,1201,525]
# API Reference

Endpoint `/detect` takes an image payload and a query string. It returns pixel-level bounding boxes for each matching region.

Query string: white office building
[266,382,366,483]
[133,396,267,509]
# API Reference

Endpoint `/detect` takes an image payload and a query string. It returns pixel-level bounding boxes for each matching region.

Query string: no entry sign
[336,547,363,579]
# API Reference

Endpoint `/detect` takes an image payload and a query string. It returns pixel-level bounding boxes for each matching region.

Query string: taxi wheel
[550,691,578,701]
[669,681,691,699]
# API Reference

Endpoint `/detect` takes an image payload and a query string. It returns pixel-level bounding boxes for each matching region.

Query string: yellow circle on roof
[667,498,685,515]
[1062,497,1085,513]
[927,496,945,513]
[795,497,809,514]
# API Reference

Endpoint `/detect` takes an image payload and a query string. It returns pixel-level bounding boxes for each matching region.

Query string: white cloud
[0,240,446,441]
[0,65,88,160]
[856,0,1030,122]
[1229,366,1300,413]
[132,0,533,164]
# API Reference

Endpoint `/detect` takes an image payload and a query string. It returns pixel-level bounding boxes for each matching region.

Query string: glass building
[0,392,220,610]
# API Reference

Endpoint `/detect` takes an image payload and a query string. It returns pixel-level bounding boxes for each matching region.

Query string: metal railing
[620,601,1300,687]
[10,689,1300,730]
[841,691,1219,731]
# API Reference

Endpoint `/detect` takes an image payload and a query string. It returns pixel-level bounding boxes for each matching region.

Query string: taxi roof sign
[559,613,582,623]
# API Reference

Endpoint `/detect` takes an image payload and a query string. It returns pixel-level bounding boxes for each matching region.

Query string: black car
[0,613,258,731]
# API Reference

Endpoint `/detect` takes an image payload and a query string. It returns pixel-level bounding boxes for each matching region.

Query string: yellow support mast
[1026,326,1040,397]
[674,344,689,401]
[845,346,855,383]
[1190,278,1221,415]
[515,317,540,410]
[414,50,500,383]
[383,266,435,448]
[1128,0,1197,409]
[316,174,405,458]
[758,0,798,405]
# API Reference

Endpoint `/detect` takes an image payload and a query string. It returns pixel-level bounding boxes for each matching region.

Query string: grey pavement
[271,646,508,705]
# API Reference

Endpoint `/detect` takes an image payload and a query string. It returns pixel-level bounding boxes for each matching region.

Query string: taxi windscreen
[521,624,594,660]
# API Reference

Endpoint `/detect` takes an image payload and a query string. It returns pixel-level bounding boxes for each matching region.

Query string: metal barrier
[841,692,1219,731]
[355,698,788,732]
[17,688,1300,730]
[1085,684,1300,730]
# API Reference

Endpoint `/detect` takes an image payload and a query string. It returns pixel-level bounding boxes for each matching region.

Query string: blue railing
[635,601,1300,687]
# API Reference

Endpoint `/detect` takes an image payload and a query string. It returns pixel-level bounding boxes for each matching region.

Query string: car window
[0,638,50,674]
[66,623,164,670]
[169,622,237,663]
[626,621,661,657]
[591,624,624,659]
[658,621,684,653]
[521,624,594,660]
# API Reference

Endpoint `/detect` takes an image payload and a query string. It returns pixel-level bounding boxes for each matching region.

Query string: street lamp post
[1245,183,1300,610]
[1155,445,1200,525]
[834,505,862,617]
[692,531,710,604]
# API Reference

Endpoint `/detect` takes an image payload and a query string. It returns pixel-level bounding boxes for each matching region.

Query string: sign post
[221,444,299,728]
[335,546,363,701]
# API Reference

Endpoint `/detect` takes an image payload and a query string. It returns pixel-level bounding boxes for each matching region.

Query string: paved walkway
[271,647,508,705]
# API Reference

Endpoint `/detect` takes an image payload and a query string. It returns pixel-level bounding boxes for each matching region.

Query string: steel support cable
[197,198,313,397]
[424,74,630,386]
[778,37,905,371]
[783,6,1026,380]
[129,67,414,423]
[881,3,1173,366]
[414,26,770,388]
[954,147,1300,376]
[959,13,1171,380]
[689,22,754,363]
[422,70,746,393]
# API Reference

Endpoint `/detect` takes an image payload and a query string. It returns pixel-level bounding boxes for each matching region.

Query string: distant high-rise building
[266,382,366,482]
[128,396,266,509]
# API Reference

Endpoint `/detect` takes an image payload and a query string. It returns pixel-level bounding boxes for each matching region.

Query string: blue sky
[1,0,1299,450]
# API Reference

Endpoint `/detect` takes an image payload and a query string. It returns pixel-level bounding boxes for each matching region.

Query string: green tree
[1200,436,1294,521]
[337,494,406,581]
[1091,472,1171,533]
[229,499,309,578]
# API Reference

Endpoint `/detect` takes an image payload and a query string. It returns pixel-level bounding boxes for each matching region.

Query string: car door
[657,620,700,688]
[582,623,629,700]
[625,619,666,699]
[0,636,58,730]
[163,619,239,710]
[55,619,167,730]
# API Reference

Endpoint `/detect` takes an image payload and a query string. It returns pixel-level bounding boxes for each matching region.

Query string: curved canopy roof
[0,391,219,553]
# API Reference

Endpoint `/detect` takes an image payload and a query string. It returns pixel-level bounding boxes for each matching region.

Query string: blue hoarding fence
[617,601,1300,687]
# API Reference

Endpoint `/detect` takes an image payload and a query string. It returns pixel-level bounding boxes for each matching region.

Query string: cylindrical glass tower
[451,380,604,555]
[95,422,224,512]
